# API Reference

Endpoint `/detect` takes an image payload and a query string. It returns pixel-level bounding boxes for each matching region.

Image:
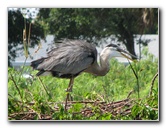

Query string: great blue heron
[31,39,137,109]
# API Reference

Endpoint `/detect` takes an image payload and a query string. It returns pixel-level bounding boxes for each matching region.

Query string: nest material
[64,98,133,118]
[8,98,134,120]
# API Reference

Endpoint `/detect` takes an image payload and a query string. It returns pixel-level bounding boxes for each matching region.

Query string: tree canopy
[8,9,45,66]
[8,8,158,66]
[38,8,158,57]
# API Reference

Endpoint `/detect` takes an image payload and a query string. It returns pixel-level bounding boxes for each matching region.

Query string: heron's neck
[95,53,111,76]
[85,51,111,76]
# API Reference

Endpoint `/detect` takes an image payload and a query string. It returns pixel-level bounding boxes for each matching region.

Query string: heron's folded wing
[36,46,96,75]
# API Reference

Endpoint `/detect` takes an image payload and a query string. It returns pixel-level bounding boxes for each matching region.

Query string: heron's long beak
[117,48,138,61]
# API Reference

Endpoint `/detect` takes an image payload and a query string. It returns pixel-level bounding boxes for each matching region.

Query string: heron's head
[101,44,137,61]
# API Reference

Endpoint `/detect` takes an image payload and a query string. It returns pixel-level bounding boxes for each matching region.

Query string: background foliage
[8,9,45,66]
[8,8,158,65]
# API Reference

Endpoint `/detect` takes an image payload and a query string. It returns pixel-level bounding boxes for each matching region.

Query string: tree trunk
[124,35,137,59]
[117,19,137,59]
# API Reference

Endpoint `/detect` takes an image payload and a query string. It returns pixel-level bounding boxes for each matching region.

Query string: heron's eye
[110,47,117,51]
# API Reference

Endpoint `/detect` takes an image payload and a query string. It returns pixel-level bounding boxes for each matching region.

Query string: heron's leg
[67,77,74,92]
[65,77,74,111]
[66,77,74,101]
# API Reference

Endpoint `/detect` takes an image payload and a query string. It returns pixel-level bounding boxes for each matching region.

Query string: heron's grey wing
[47,39,93,56]
[36,40,97,76]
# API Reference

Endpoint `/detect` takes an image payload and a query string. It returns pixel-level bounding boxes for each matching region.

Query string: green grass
[8,54,158,120]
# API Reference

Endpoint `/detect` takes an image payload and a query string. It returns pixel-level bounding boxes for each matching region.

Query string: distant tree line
[8,8,158,66]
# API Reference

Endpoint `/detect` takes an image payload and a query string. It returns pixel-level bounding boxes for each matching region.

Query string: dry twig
[149,72,158,97]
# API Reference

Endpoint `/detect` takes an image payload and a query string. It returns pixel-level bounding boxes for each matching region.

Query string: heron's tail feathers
[31,58,45,69]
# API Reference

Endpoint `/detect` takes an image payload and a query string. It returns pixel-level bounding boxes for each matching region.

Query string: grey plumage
[31,39,97,78]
